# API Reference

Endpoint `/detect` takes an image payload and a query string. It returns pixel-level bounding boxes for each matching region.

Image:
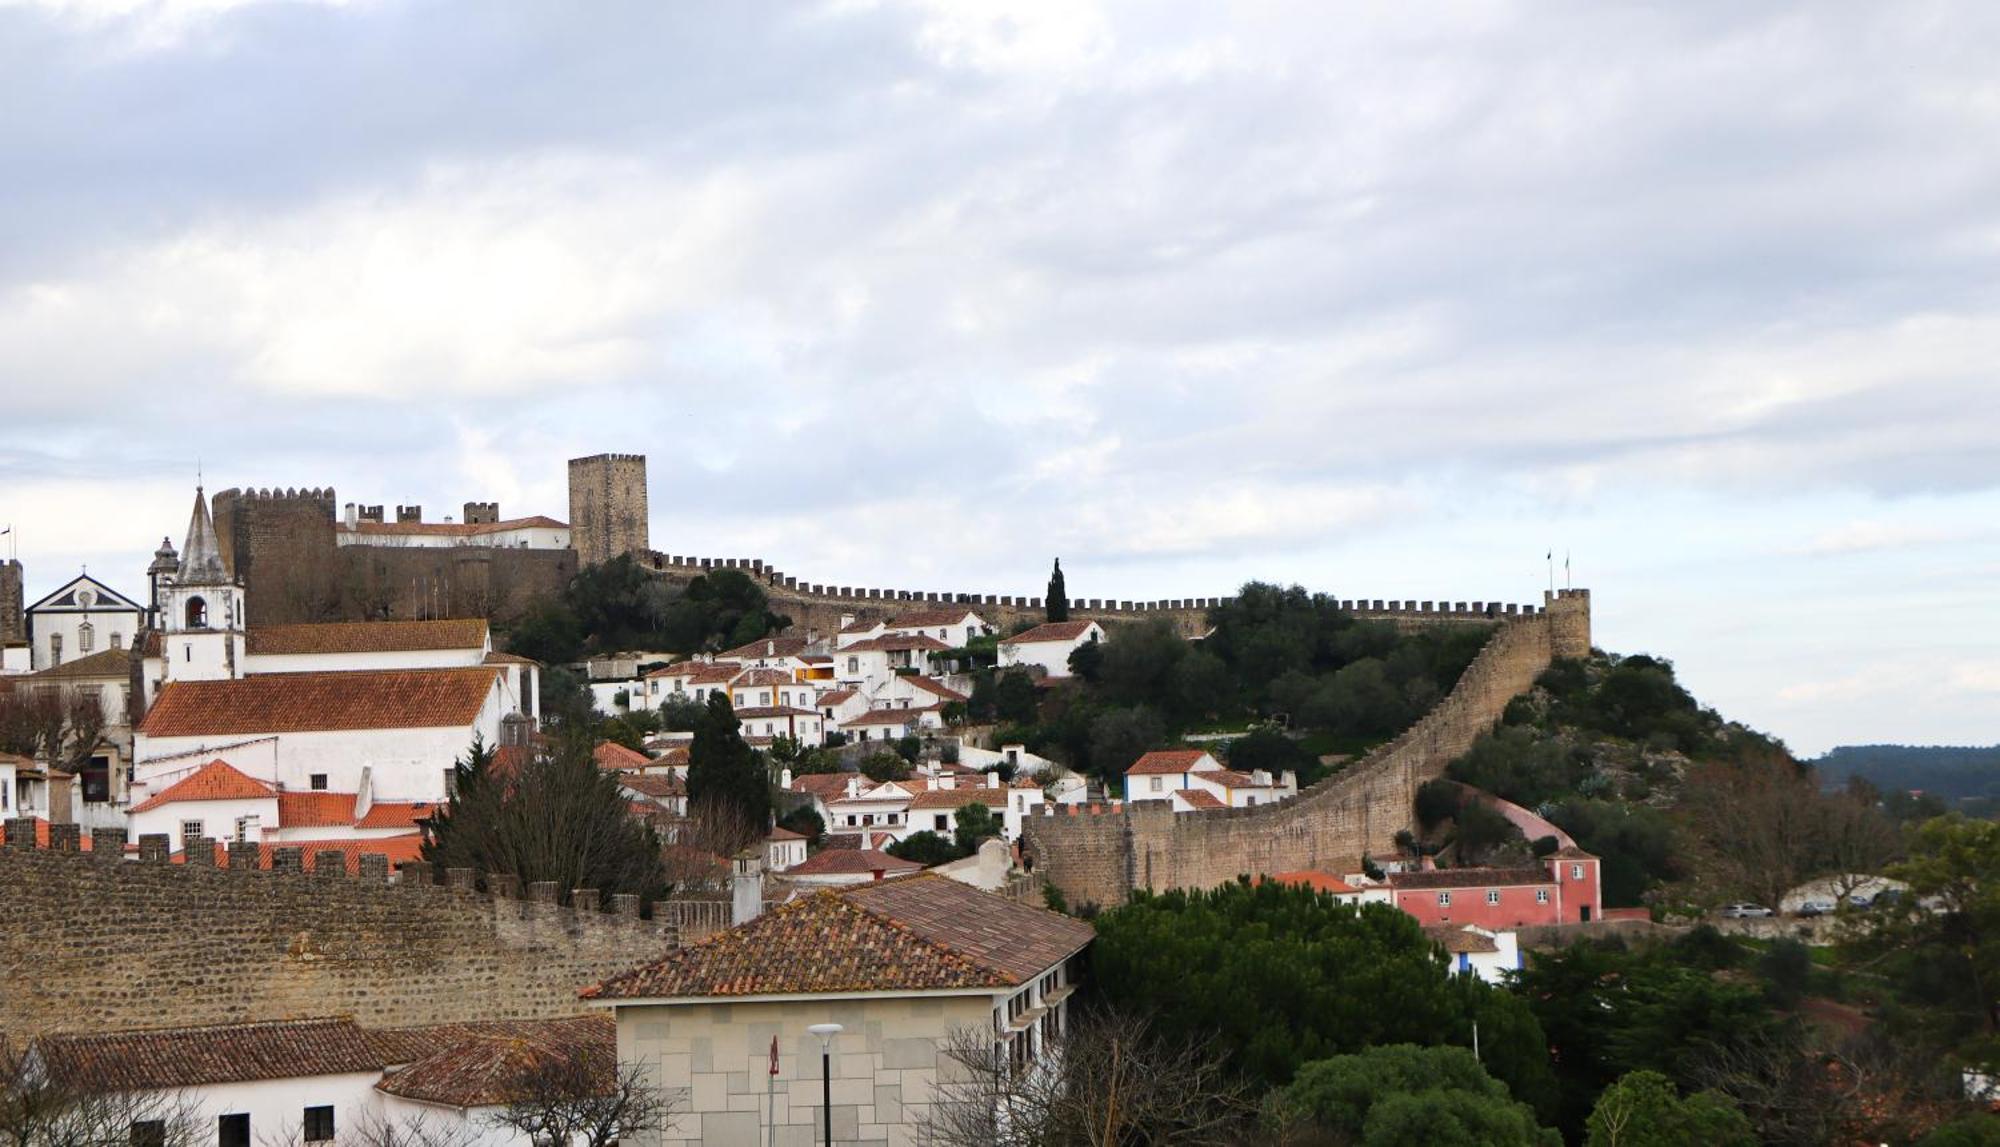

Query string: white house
[23,573,144,672]
[763,826,807,871]
[1122,748,1293,808]
[879,608,991,648]
[642,661,741,709]
[727,667,818,712]
[1429,924,1522,985]
[821,777,918,839]
[841,707,943,743]
[334,502,570,550]
[834,635,952,691]
[734,706,824,746]
[906,777,1045,842]
[998,619,1105,679]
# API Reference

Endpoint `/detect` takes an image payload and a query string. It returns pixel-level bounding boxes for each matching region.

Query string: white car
[1719,903,1773,918]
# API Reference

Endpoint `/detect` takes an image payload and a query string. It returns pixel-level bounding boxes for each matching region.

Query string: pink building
[1386,847,1601,929]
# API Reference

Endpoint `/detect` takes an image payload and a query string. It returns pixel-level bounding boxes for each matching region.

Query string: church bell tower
[160,487,246,681]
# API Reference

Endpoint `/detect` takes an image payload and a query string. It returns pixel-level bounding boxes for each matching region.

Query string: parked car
[1795,899,1837,917]
[1847,892,1876,908]
[1719,903,1774,918]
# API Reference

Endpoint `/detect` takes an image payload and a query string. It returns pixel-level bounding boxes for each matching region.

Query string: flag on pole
[769,1035,780,1077]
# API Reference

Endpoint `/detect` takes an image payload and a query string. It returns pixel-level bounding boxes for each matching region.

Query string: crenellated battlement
[216,485,338,507]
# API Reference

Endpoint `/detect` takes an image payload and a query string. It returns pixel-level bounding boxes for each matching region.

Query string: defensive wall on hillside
[0,826,675,1042]
[210,487,574,626]
[1018,589,1593,908]
[637,550,1552,640]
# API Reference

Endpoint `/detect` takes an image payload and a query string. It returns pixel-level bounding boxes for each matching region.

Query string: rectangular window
[49,634,62,665]
[303,1106,334,1143]
[443,769,458,799]
[846,657,859,673]
[129,1120,165,1147]
[1536,889,1549,904]
[180,819,204,843]
[1438,891,1451,907]
[218,1113,250,1147]
[110,632,123,650]
[935,814,949,831]
[234,816,260,842]
[1486,889,1500,905]
[1150,777,1163,793]
[309,774,328,791]
[1571,864,1584,881]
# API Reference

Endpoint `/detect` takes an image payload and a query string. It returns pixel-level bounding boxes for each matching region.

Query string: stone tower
[0,558,23,647]
[1544,588,1592,660]
[567,454,649,566]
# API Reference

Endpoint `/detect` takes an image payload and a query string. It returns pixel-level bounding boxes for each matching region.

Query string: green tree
[1859,815,2000,1054]
[993,670,1039,724]
[1585,1070,1755,1147]
[421,735,667,902]
[1045,558,1068,623]
[886,830,962,866]
[1225,726,1324,788]
[775,805,824,848]
[1087,706,1166,781]
[684,693,770,849]
[953,803,1002,855]
[1267,1044,1558,1147]
[860,752,912,783]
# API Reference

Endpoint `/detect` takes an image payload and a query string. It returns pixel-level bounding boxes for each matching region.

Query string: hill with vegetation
[1813,744,2000,813]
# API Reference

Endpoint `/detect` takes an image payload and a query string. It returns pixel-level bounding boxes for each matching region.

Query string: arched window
[185,597,208,629]
[78,622,95,654]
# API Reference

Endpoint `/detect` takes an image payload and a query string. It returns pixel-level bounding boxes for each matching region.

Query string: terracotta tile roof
[1002,620,1098,645]
[277,790,359,828]
[718,637,811,661]
[594,741,652,771]
[355,800,437,830]
[654,745,690,767]
[839,618,883,635]
[484,651,541,666]
[886,609,982,629]
[619,774,685,799]
[584,874,1088,1002]
[247,619,489,656]
[36,1018,384,1090]
[1552,845,1598,859]
[908,788,1008,810]
[844,706,937,726]
[1174,789,1226,810]
[181,834,425,872]
[1200,768,1266,789]
[1125,749,1215,775]
[790,773,860,800]
[766,827,805,842]
[903,676,968,703]
[731,668,795,687]
[129,760,275,814]
[646,661,742,685]
[785,848,924,877]
[1265,870,1358,895]
[27,648,132,680]
[139,667,501,737]
[1388,867,1553,891]
[1427,926,1502,954]
[345,515,568,538]
[733,705,817,719]
[817,689,859,706]
[371,1016,614,1108]
[845,635,952,653]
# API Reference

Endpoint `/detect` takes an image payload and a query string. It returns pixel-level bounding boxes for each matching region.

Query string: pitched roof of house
[716,635,812,661]
[790,773,860,800]
[1174,789,1226,810]
[355,800,437,830]
[886,609,982,629]
[246,618,489,656]
[582,875,1089,1002]
[1200,768,1266,789]
[844,635,952,653]
[1264,870,1359,895]
[619,774,685,799]
[844,707,936,726]
[839,617,884,635]
[731,668,795,687]
[344,515,568,538]
[370,1016,615,1108]
[1125,749,1216,775]
[1387,867,1553,891]
[138,667,501,737]
[908,787,1008,810]
[1002,620,1098,645]
[593,741,652,771]
[277,789,359,828]
[817,689,859,707]
[646,662,741,685]
[28,648,132,680]
[483,651,540,666]
[1427,926,1502,954]
[35,1018,383,1090]
[903,677,968,703]
[784,848,924,877]
[766,827,805,842]
[733,706,818,719]
[129,759,275,814]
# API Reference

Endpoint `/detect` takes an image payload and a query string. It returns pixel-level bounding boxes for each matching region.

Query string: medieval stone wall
[1020,590,1592,908]
[0,558,23,646]
[0,838,673,1043]
[568,454,649,566]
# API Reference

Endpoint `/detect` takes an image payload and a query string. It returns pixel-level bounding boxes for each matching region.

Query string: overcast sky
[3,0,1997,755]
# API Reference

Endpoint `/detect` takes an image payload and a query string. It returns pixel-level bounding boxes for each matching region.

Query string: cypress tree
[1046,558,1069,622]
[686,691,772,842]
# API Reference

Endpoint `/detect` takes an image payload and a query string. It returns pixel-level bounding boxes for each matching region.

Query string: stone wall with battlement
[0,824,674,1042]
[1020,590,1592,908]
[637,550,1551,640]
[0,558,23,646]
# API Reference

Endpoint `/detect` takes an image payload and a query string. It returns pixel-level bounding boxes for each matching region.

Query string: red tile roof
[619,774,685,799]
[886,609,983,629]
[908,788,1008,810]
[593,741,652,772]
[1200,768,1266,789]
[139,667,501,737]
[129,760,276,814]
[766,827,805,842]
[582,875,1090,1001]
[1125,749,1215,775]
[730,668,796,687]
[716,636,812,661]
[246,618,488,656]
[1387,867,1553,891]
[1265,870,1358,895]
[646,662,741,685]
[36,1018,384,1090]
[277,790,358,828]
[355,800,437,830]
[181,834,426,872]
[790,773,860,800]
[1002,620,1098,645]
[345,515,568,537]
[27,648,132,680]
[784,848,924,877]
[843,707,937,727]
[844,635,952,653]
[1174,789,1225,810]
[903,676,969,703]
[371,1016,614,1108]
[1427,926,1502,954]
[818,689,859,706]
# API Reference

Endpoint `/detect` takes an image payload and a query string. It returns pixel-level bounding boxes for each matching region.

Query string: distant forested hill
[1812,744,2000,799]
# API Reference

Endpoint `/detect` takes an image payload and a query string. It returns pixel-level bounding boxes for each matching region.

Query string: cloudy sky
[3,0,1997,755]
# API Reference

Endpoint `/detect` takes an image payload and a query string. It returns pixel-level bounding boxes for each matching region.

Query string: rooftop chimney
[732,849,764,925]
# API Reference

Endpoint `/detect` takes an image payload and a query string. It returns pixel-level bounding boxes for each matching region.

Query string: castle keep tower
[568,454,649,566]
[0,558,23,648]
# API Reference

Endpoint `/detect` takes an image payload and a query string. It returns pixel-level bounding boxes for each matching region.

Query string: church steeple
[177,487,228,585]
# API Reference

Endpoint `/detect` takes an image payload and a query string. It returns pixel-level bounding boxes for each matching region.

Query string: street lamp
[807,1023,843,1146]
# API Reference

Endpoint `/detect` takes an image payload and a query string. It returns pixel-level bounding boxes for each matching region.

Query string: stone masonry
[1021,590,1592,908]
[0,845,675,1043]
[569,453,650,567]
[0,557,23,646]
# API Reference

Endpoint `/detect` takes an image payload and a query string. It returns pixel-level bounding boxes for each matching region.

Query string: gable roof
[129,760,275,814]
[582,875,1089,1002]
[370,1016,614,1108]
[619,774,685,799]
[28,648,133,680]
[1174,789,1226,810]
[785,848,924,876]
[730,668,795,687]
[645,662,741,685]
[885,609,983,630]
[355,800,437,830]
[277,790,358,828]
[139,667,501,737]
[593,741,652,772]
[36,1018,383,1090]
[902,676,968,703]
[908,787,1008,810]
[844,634,952,653]
[1125,749,1216,775]
[790,773,860,800]
[843,707,937,727]
[1002,620,1098,645]
[1387,867,1553,891]
[25,573,145,616]
[817,689,859,707]
[717,636,812,661]
[246,618,489,656]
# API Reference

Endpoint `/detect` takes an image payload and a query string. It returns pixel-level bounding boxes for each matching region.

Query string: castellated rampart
[1020,590,1593,909]
[0,828,674,1043]
[0,557,24,646]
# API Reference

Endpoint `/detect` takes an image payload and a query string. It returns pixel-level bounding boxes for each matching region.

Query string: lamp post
[807,1023,843,1146]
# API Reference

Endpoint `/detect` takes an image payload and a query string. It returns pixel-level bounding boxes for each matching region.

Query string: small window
[234,815,259,843]
[110,632,123,650]
[302,1106,334,1143]
[935,814,949,831]
[1150,777,1163,793]
[760,691,771,706]
[1486,889,1500,905]
[443,769,458,799]
[1571,864,1584,881]
[79,622,95,653]
[846,657,859,673]
[1438,892,1452,907]
[218,1113,250,1147]
[309,774,328,791]
[49,633,62,666]
[180,819,205,844]
[1536,889,1549,904]
[130,1120,166,1147]
[183,644,191,663]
